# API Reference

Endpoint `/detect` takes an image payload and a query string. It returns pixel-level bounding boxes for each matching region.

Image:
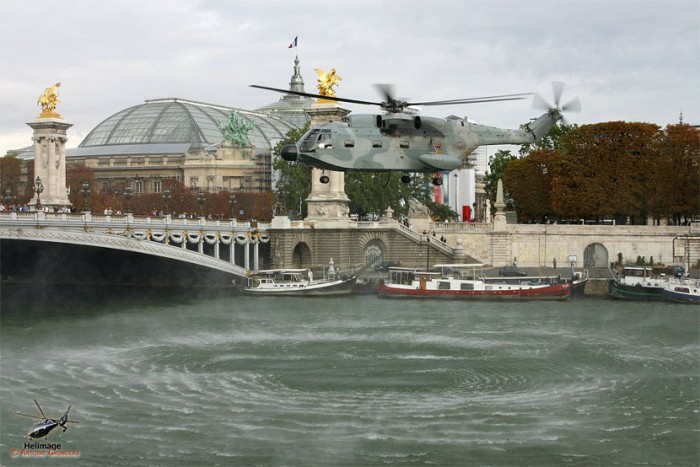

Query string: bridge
[0,211,269,279]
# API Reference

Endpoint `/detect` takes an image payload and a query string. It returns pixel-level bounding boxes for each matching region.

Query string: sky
[1,0,698,156]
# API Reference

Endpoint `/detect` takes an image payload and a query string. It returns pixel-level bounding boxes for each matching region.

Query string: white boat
[378,265,571,300]
[662,278,700,304]
[244,259,357,296]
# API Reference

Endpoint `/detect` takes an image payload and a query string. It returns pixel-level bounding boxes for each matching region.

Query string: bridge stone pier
[0,212,270,285]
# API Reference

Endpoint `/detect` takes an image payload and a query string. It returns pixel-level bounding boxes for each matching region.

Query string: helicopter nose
[281,145,298,162]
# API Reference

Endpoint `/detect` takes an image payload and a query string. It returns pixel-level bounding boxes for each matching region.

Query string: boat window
[400,141,409,148]
[460,283,474,290]
[438,281,451,290]
[372,140,382,148]
[675,287,690,293]
[344,140,355,148]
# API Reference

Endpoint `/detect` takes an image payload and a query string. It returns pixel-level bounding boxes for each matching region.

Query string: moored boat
[662,278,700,304]
[244,258,357,296]
[378,266,571,300]
[608,265,666,301]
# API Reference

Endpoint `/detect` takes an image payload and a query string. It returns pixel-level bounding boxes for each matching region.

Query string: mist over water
[1,295,698,466]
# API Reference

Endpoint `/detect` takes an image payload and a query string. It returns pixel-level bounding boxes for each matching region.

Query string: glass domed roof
[79,98,298,151]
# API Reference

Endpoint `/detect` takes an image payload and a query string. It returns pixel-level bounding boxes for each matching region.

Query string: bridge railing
[0,211,269,232]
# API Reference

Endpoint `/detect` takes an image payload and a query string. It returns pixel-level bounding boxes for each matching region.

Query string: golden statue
[314,68,342,102]
[37,82,62,117]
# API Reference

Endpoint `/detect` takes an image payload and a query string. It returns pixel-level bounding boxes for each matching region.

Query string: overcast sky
[1,0,698,156]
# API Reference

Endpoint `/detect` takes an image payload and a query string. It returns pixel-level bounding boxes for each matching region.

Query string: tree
[0,155,24,205]
[504,149,565,222]
[518,123,577,156]
[345,172,433,218]
[484,149,517,206]
[554,122,661,223]
[658,123,699,224]
[273,124,311,218]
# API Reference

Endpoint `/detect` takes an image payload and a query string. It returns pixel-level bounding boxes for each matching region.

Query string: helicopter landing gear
[400,174,411,184]
[320,173,330,184]
[432,177,443,186]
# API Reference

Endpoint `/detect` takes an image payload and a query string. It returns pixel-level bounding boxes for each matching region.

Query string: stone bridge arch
[359,232,391,267]
[292,242,312,268]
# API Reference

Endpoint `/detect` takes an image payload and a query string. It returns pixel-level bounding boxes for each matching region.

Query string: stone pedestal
[304,104,352,228]
[27,117,73,209]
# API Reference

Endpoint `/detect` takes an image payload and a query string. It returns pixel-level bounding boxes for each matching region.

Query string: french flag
[288,36,298,48]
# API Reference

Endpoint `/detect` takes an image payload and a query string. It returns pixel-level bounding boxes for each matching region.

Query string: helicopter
[251,82,580,185]
[16,399,78,439]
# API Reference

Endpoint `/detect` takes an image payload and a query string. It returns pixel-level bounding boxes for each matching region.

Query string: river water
[1,294,698,466]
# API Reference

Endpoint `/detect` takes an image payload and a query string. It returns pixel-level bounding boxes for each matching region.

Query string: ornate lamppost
[124,186,133,213]
[81,181,91,212]
[228,194,236,220]
[33,176,44,211]
[5,188,14,208]
[197,191,206,218]
[162,188,171,215]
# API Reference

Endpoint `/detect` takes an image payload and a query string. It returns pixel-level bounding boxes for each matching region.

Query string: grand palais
[12,57,315,197]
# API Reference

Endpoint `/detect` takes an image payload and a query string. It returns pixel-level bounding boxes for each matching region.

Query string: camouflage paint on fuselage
[291,109,561,173]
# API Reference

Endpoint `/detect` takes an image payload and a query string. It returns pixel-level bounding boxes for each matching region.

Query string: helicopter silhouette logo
[16,399,78,439]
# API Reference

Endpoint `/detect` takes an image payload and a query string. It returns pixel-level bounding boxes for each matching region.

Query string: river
[1,294,698,466]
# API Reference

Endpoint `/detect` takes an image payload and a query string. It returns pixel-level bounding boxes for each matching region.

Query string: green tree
[273,124,311,218]
[345,172,433,218]
[518,123,577,156]
[484,149,517,206]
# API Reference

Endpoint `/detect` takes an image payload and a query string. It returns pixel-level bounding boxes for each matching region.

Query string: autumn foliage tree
[505,121,699,224]
[504,149,565,222]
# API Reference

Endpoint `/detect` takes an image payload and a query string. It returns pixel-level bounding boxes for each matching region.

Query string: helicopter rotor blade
[532,93,552,112]
[16,412,41,420]
[562,96,581,113]
[249,85,382,107]
[552,81,565,107]
[33,399,46,419]
[413,93,533,107]
[373,84,396,103]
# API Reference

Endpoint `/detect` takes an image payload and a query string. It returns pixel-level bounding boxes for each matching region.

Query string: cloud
[1,0,698,155]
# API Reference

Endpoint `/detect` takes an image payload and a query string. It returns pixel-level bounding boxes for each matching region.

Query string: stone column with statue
[304,67,352,227]
[27,83,72,210]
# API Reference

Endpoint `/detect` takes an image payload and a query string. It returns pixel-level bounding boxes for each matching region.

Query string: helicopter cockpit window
[317,131,332,149]
[372,140,383,148]
[300,129,320,151]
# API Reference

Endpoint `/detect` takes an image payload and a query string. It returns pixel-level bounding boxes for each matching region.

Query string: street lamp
[228,194,236,219]
[162,188,171,215]
[81,181,91,212]
[33,176,44,211]
[124,186,133,213]
[5,188,13,208]
[197,191,205,217]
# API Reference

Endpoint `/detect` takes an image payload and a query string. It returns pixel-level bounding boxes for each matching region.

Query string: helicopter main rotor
[250,84,533,115]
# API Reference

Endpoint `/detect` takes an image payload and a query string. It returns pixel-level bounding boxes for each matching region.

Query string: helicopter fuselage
[282,110,560,173]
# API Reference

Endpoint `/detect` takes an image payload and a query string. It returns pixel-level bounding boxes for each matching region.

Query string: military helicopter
[16,399,78,439]
[251,82,580,185]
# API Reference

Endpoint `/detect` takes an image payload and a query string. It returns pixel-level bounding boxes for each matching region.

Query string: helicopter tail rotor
[532,81,581,125]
